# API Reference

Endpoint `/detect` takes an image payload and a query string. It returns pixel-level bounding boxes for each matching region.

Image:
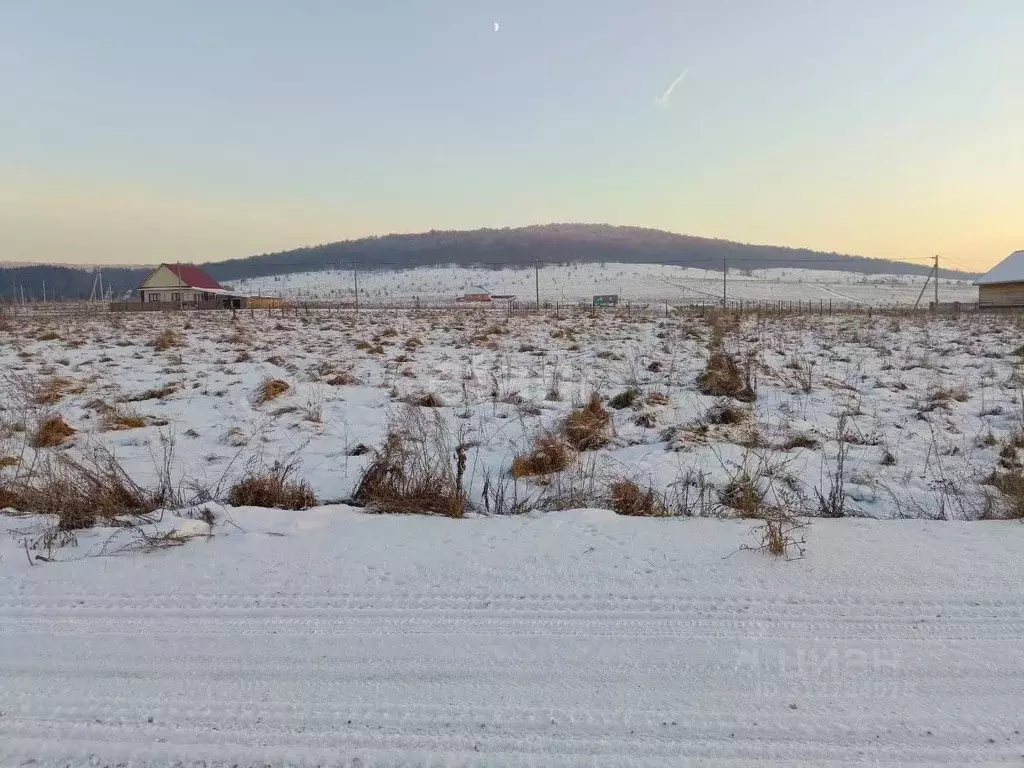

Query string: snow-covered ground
[1,508,1023,765]
[232,263,979,307]
[2,307,1023,521]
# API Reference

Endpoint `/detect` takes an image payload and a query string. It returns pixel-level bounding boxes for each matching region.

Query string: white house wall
[141,265,193,290]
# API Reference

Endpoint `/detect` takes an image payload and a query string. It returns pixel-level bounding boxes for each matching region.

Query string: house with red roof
[138,263,232,307]
[129,263,283,311]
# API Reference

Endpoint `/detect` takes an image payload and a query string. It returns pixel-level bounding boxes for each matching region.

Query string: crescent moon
[493,22,499,32]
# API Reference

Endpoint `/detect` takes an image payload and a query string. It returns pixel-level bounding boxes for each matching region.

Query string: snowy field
[233,263,979,307]
[2,305,1023,521]
[2,305,1024,764]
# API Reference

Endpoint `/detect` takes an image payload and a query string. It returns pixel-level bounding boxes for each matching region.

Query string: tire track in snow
[1,587,1023,765]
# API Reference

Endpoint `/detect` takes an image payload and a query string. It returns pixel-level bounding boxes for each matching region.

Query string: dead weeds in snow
[565,393,612,451]
[227,459,317,510]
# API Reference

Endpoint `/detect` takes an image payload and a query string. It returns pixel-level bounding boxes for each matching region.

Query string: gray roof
[976,251,1024,285]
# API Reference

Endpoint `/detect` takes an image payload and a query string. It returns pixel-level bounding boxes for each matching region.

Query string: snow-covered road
[2,508,1023,766]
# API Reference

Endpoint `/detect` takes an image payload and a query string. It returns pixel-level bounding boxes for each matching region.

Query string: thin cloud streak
[655,67,688,108]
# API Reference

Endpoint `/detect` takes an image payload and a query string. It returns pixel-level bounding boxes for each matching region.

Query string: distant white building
[976,251,1024,307]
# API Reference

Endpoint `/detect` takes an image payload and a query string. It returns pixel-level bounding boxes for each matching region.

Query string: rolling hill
[0,224,974,301]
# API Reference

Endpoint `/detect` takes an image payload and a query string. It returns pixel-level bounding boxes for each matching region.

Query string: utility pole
[722,255,728,307]
[534,259,540,308]
[353,265,359,313]
[913,257,938,311]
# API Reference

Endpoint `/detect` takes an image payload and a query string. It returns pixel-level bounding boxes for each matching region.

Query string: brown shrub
[15,449,164,530]
[987,471,1024,519]
[33,376,77,406]
[697,351,756,402]
[511,435,572,478]
[103,408,147,431]
[37,330,60,342]
[610,480,665,517]
[721,473,763,518]
[0,456,21,469]
[227,462,317,510]
[254,377,290,404]
[152,330,181,351]
[409,392,445,408]
[326,371,360,386]
[32,416,76,448]
[565,393,612,451]
[352,411,467,517]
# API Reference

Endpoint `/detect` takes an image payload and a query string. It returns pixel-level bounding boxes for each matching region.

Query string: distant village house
[458,287,492,303]
[118,263,282,311]
[976,251,1024,308]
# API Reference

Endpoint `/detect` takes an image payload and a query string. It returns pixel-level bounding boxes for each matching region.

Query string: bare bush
[253,377,290,405]
[815,416,851,518]
[564,393,612,451]
[352,408,468,517]
[13,448,166,531]
[742,510,808,560]
[511,434,572,478]
[697,350,756,402]
[227,460,317,510]
[609,479,667,517]
[31,415,76,448]
[152,330,181,351]
[608,388,640,410]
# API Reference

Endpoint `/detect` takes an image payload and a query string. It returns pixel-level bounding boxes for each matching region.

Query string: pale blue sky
[2,0,1022,268]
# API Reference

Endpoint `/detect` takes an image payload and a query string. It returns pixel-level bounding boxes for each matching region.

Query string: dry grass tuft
[744,510,808,559]
[609,479,666,517]
[409,392,445,408]
[254,377,290,404]
[352,409,468,517]
[32,376,77,406]
[0,456,21,469]
[705,401,750,425]
[13,449,166,531]
[645,392,670,406]
[227,461,317,510]
[511,434,572,478]
[326,371,360,386]
[103,407,147,431]
[122,383,179,402]
[778,433,820,451]
[564,393,612,451]
[152,330,181,351]
[608,388,641,410]
[986,471,1024,519]
[32,416,76,448]
[721,473,763,518]
[697,350,756,402]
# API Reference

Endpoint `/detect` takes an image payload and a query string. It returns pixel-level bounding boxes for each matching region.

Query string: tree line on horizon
[0,224,973,302]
